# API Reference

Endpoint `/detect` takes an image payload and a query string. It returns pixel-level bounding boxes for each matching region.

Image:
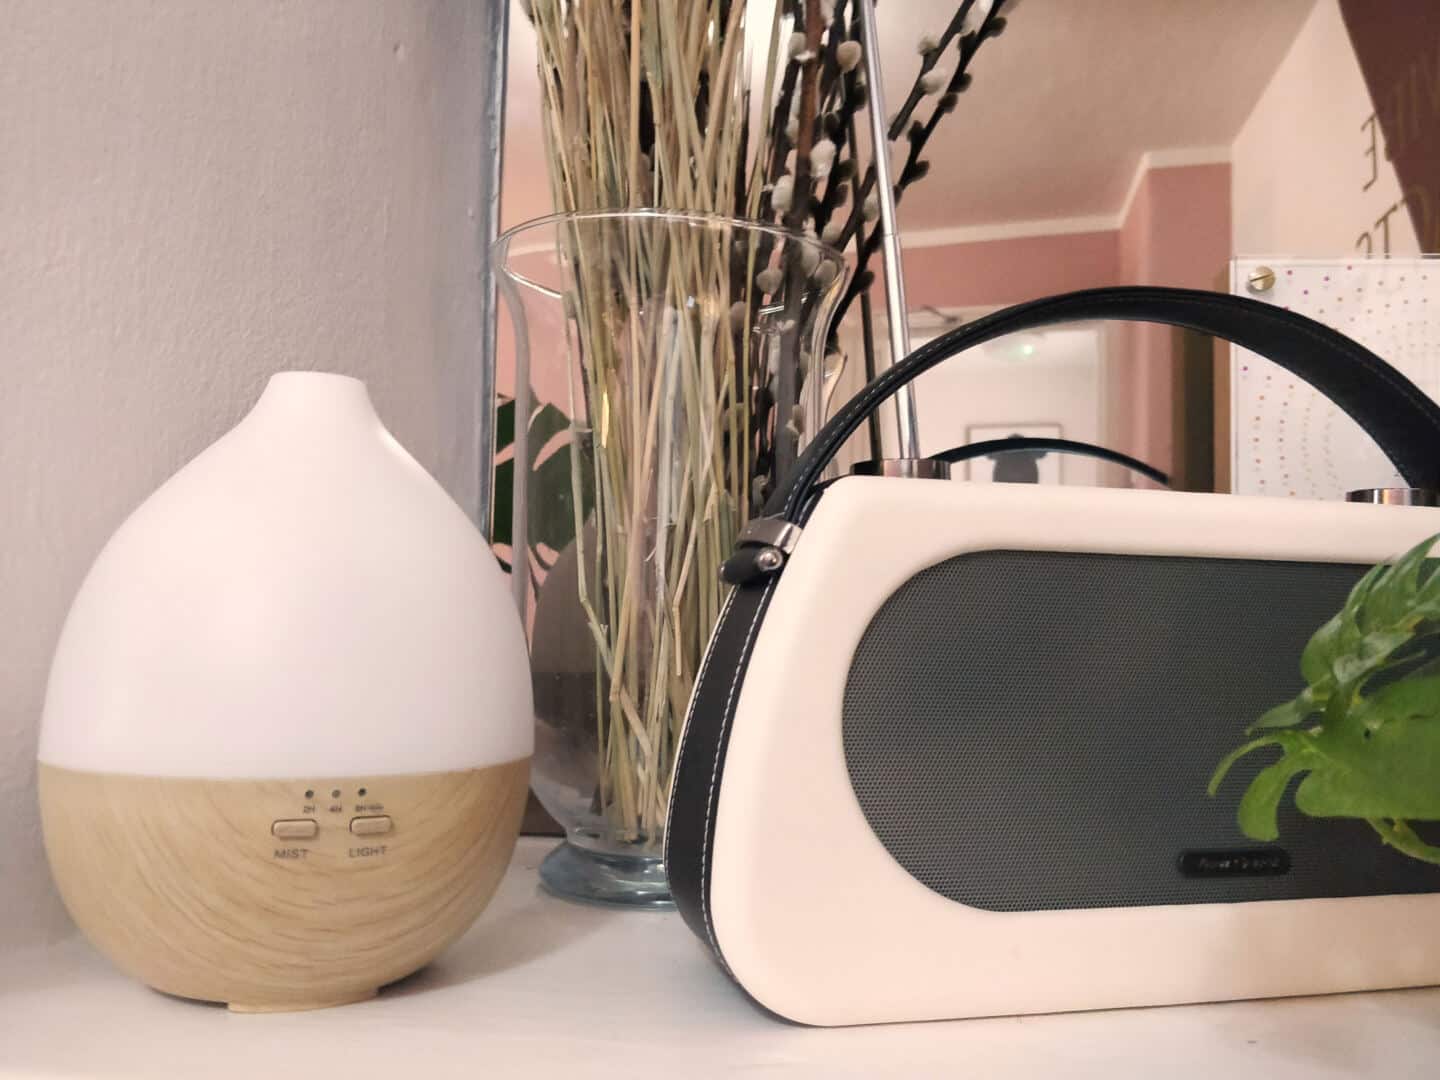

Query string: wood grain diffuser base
[38,372,532,1012]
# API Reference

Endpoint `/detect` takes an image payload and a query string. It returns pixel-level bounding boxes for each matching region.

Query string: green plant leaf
[526,402,573,469]
[489,393,593,558]
[1333,627,1417,687]
[1292,712,1440,821]
[495,395,516,451]
[1363,534,1433,630]
[1237,748,1321,842]
[1326,563,1384,657]
[1214,533,1440,862]
[1300,611,1348,686]
[528,444,592,552]
[492,458,514,548]
[1209,734,1287,794]
[491,396,517,550]
[1250,688,1320,731]
[1370,818,1440,866]
[1414,553,1440,618]
[1351,670,1440,731]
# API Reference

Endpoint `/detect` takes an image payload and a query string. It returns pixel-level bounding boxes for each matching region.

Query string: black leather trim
[667,492,822,980]
[666,578,775,951]
[769,286,1440,522]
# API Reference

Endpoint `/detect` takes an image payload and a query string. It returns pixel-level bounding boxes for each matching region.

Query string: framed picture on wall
[965,423,1064,484]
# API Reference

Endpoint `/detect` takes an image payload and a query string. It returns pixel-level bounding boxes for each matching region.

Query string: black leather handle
[934,436,1171,488]
[769,286,1440,523]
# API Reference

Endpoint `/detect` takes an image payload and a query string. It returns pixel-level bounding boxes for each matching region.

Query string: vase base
[538,840,674,909]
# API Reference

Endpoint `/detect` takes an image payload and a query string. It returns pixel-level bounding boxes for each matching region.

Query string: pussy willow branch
[811,2,861,237]
[757,59,801,223]
[828,0,1009,338]
[773,0,824,479]
[783,1,823,232]
[886,0,975,140]
[803,0,855,228]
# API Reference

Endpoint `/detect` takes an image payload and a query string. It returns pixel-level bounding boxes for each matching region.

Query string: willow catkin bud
[961,0,993,34]
[919,69,950,95]
[809,139,837,179]
[836,40,862,72]
[756,267,784,294]
[773,174,796,212]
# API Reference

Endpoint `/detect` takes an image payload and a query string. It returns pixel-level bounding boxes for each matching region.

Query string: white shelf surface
[5,837,1440,1078]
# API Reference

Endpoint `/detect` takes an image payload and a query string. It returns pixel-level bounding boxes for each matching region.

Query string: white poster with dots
[1230,257,1440,500]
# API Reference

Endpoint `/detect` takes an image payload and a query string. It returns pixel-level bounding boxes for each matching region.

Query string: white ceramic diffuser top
[40,372,533,778]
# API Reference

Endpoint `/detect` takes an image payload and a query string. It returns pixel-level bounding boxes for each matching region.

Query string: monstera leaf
[492,394,593,571]
[1210,533,1440,864]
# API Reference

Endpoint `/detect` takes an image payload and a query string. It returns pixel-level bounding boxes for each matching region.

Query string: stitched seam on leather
[700,575,778,970]
[781,290,1440,517]
[663,586,739,872]
[694,491,820,970]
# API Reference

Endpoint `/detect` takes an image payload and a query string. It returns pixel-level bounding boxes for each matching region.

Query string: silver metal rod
[475,0,510,540]
[856,0,922,458]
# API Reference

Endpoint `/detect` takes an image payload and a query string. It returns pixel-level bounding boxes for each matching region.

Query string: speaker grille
[843,550,1440,911]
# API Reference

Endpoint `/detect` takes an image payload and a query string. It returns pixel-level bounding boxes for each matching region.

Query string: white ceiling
[501,0,1316,236]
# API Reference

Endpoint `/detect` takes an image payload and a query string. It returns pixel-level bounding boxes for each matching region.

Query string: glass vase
[494,210,846,907]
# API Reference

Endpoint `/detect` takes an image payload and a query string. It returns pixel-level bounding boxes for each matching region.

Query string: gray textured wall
[0,0,505,952]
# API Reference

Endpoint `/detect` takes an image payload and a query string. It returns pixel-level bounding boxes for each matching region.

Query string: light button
[350,815,392,837]
[272,819,318,840]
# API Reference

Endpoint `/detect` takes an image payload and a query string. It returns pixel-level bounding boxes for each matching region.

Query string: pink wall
[898,162,1232,484]
[1114,162,1232,483]
[902,230,1121,308]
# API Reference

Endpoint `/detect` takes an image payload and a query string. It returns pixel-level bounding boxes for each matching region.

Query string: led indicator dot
[305,789,314,799]
[358,788,368,797]
[331,789,342,799]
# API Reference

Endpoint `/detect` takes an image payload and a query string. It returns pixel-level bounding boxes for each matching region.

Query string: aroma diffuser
[38,372,532,1012]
